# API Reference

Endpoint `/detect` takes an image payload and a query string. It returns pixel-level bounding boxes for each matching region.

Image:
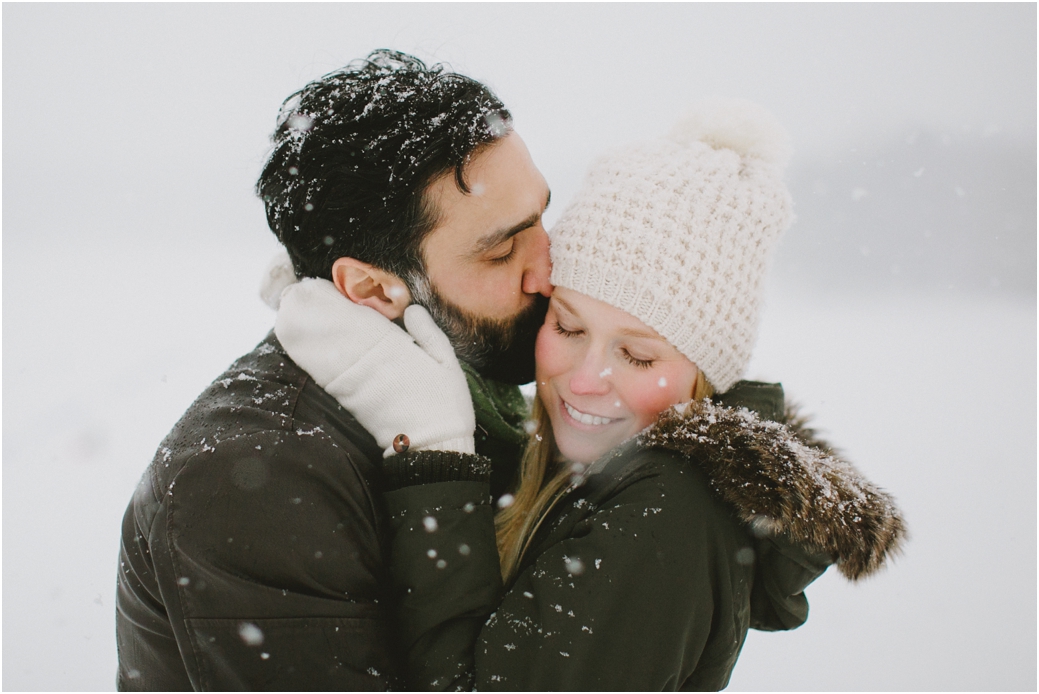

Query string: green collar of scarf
[461,362,530,447]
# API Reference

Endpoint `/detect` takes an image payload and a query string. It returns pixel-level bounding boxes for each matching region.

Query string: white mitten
[259,247,298,310]
[274,278,475,457]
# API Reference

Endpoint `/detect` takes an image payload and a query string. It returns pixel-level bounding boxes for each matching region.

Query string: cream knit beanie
[549,98,794,393]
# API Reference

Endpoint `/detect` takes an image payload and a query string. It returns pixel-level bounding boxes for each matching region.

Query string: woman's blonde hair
[495,369,713,582]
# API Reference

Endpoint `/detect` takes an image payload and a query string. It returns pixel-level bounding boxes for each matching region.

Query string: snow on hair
[667,97,792,169]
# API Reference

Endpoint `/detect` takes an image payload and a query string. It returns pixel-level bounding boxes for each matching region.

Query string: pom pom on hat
[667,97,792,169]
[549,98,794,392]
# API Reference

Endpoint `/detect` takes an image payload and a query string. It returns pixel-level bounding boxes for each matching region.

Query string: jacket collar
[637,398,906,581]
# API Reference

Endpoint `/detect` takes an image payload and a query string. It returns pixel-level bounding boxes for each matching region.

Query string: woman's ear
[330,257,411,320]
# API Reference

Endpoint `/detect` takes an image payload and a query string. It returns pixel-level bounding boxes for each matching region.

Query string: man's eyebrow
[472,212,540,255]
[472,190,551,256]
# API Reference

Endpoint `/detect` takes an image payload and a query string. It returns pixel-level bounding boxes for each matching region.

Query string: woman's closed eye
[621,348,654,369]
[553,321,583,338]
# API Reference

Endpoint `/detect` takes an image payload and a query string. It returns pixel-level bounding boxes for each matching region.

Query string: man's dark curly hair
[256,49,513,281]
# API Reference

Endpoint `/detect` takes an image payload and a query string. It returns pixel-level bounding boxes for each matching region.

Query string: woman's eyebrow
[617,327,668,342]
[561,292,664,340]
[551,295,578,317]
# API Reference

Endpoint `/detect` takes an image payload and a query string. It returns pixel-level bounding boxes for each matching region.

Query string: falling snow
[735,547,756,565]
[286,113,314,132]
[238,622,264,647]
[564,556,585,575]
[12,18,1034,689]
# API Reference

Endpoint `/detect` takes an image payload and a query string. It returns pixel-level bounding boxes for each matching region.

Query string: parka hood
[638,398,906,581]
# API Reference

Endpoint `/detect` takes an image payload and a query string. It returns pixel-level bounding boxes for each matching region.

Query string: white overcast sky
[4,3,1035,243]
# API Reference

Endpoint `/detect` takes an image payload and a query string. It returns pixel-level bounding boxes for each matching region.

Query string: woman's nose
[569,353,611,396]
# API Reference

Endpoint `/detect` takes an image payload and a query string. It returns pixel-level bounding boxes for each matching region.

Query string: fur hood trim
[638,399,906,581]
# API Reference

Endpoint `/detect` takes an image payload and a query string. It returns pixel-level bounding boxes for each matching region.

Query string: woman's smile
[561,398,622,427]
[536,287,700,463]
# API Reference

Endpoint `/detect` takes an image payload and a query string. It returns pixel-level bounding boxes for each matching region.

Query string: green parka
[381,386,906,691]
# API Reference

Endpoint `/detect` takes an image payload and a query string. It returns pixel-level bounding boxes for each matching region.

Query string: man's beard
[407,272,549,385]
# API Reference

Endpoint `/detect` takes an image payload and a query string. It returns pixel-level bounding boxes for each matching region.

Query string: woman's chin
[554,430,616,466]
[556,446,602,466]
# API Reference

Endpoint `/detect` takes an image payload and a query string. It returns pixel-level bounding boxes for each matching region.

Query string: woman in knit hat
[275,99,905,690]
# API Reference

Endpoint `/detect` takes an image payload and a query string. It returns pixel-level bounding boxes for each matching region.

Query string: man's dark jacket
[116,333,400,690]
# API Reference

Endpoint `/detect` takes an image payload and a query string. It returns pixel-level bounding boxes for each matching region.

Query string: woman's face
[535,287,700,464]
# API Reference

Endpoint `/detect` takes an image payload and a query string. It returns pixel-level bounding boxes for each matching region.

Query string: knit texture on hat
[549,98,794,393]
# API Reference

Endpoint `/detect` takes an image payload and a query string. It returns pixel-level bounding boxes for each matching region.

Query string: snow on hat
[548,98,794,393]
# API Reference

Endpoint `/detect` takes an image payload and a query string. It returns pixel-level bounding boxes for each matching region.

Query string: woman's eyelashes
[553,320,582,338]
[554,319,657,369]
[621,349,654,369]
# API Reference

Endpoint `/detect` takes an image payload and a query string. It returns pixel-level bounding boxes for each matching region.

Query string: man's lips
[560,398,620,427]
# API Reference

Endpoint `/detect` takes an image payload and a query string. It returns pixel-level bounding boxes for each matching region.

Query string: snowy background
[4,4,1035,691]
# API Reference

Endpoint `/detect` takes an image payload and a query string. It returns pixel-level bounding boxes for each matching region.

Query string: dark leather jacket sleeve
[118,428,397,691]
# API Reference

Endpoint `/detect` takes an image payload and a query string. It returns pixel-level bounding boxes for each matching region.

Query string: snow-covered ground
[732,287,1036,691]
[4,4,1035,691]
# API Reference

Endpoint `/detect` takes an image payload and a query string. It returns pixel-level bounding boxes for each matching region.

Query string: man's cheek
[461,273,524,319]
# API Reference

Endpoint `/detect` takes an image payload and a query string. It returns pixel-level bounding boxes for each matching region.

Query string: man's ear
[330,257,411,320]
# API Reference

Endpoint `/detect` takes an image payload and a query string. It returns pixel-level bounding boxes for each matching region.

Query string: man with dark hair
[115,50,550,690]
[257,50,550,380]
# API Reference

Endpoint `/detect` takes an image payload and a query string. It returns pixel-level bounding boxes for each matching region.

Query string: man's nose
[521,227,553,297]
[569,352,611,397]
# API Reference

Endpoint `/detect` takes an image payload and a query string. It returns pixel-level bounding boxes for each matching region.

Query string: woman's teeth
[564,401,614,426]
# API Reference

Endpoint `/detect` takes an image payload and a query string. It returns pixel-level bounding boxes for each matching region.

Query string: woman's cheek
[534,323,567,381]
[621,366,694,424]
